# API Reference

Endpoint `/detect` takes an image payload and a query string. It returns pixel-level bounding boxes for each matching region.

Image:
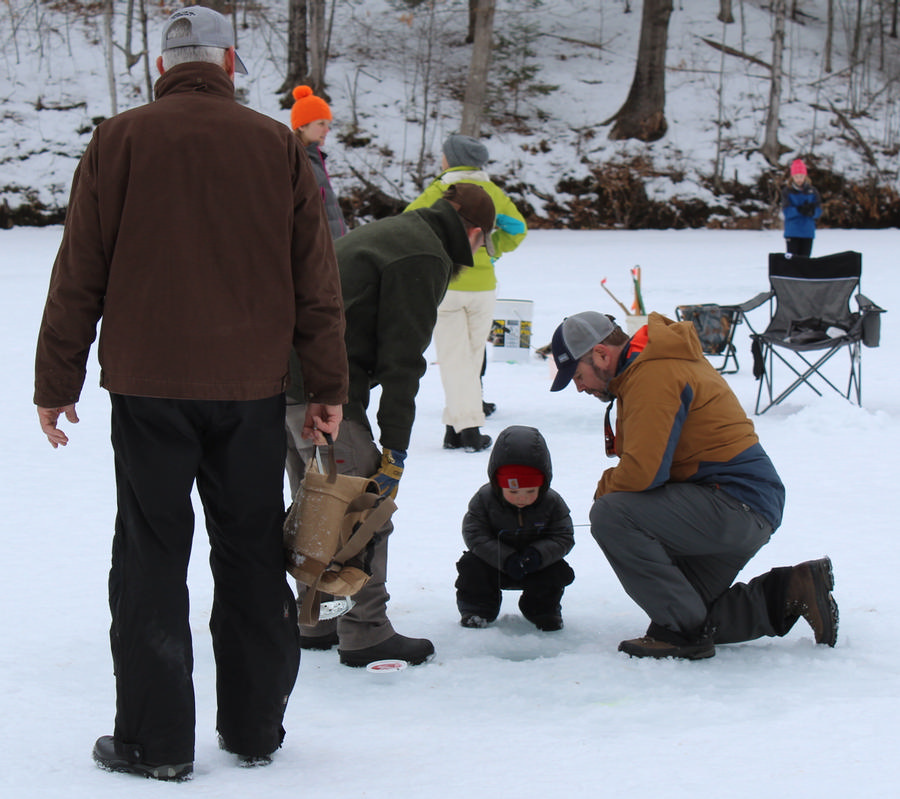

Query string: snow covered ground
[3,225,899,797]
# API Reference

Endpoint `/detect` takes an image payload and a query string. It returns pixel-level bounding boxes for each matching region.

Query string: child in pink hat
[781,159,822,256]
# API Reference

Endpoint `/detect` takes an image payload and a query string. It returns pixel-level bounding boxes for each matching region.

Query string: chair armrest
[737,290,773,313]
[856,294,886,313]
[856,294,885,348]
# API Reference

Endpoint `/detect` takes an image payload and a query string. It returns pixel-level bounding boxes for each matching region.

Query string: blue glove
[372,448,406,499]
[495,213,526,235]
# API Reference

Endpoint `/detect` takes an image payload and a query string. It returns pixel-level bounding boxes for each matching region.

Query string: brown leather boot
[785,557,838,646]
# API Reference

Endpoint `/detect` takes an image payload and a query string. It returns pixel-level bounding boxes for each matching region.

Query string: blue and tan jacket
[598,313,785,529]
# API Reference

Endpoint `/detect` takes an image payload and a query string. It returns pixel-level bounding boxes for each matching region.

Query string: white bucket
[625,315,648,336]
[490,299,534,363]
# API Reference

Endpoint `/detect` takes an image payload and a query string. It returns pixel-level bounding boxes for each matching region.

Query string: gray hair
[160,19,227,70]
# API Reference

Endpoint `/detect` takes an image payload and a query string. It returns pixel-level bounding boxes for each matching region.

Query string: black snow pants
[108,394,300,765]
[455,550,575,621]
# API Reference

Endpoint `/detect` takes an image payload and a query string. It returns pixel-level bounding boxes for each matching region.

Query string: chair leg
[717,343,739,375]
[755,342,862,414]
[847,342,862,405]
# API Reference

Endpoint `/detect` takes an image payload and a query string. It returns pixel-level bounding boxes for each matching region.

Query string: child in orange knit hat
[289,85,345,239]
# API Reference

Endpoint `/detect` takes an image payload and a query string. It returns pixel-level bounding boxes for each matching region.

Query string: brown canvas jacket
[34,62,348,407]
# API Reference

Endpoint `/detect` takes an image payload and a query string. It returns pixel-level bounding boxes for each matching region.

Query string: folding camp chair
[675,303,743,374]
[742,251,885,415]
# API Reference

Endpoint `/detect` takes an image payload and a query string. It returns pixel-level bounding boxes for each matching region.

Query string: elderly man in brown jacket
[33,6,347,782]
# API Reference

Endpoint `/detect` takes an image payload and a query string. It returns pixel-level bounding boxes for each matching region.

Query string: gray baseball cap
[161,6,248,75]
[550,312,616,391]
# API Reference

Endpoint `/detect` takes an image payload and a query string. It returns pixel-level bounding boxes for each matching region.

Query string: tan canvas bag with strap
[283,437,396,625]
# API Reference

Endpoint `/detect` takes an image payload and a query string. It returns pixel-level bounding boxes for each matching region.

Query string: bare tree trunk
[116,0,143,70]
[825,0,834,71]
[760,0,786,165]
[718,0,734,24]
[460,0,496,137]
[414,2,440,187]
[892,0,898,38]
[713,20,729,191]
[140,0,152,101]
[279,0,309,95]
[605,0,673,142]
[104,0,117,116]
[308,0,327,94]
[466,0,477,44]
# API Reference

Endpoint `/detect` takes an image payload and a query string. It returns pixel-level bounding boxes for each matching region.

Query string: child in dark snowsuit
[455,425,575,631]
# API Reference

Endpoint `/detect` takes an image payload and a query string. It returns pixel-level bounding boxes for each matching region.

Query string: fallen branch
[813,102,879,168]
[697,36,771,71]
[34,98,88,112]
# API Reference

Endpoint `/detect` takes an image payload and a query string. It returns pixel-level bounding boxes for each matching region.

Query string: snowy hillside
[2,0,900,227]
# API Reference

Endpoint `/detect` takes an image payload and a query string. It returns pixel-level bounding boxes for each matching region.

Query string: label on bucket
[491,299,533,363]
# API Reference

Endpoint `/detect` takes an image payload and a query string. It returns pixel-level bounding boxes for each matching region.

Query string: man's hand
[302,403,342,445]
[38,404,78,448]
[372,448,406,499]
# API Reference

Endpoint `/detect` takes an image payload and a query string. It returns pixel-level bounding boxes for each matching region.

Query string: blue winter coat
[781,181,822,239]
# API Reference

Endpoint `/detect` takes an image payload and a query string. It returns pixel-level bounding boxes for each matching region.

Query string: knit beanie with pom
[291,85,332,130]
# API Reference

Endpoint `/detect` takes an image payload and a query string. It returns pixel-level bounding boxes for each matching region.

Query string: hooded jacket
[462,426,575,570]
[305,143,346,239]
[404,167,527,292]
[781,180,822,239]
[331,199,475,451]
[34,62,347,407]
[598,313,785,529]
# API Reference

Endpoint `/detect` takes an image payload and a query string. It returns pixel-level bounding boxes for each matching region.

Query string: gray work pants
[591,483,794,643]
[285,405,395,651]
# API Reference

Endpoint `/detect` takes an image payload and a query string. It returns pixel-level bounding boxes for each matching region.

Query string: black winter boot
[339,633,435,667]
[443,425,462,449]
[92,736,193,781]
[459,427,491,452]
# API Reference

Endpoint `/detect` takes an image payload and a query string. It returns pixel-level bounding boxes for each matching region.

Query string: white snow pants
[433,288,496,432]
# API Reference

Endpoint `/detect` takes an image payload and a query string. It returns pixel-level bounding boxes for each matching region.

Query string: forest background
[2,0,900,231]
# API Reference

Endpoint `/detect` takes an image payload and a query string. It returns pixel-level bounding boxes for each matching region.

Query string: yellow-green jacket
[404,167,527,292]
